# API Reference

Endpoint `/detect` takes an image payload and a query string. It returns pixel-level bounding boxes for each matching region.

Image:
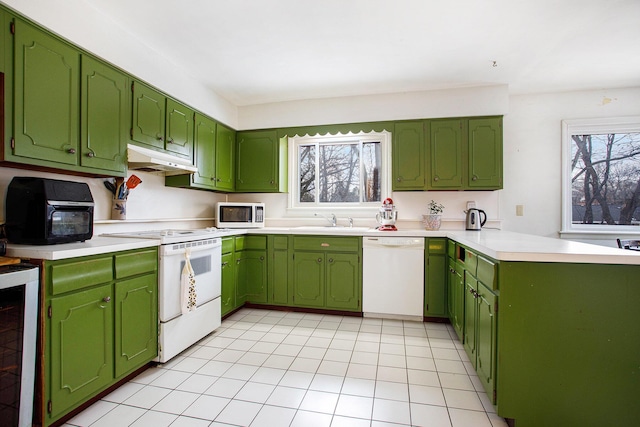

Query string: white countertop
[5,236,160,261]
[5,227,640,265]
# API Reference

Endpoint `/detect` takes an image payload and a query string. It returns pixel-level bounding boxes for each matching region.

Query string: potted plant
[423,200,444,230]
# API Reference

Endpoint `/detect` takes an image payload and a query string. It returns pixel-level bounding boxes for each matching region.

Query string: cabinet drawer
[293,236,360,252]
[447,240,456,259]
[428,238,446,254]
[271,235,289,250]
[221,237,234,254]
[235,235,267,251]
[115,248,158,279]
[477,256,497,291]
[461,248,478,276]
[50,257,113,295]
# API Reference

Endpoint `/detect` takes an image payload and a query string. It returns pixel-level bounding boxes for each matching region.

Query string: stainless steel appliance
[375,198,398,231]
[362,236,424,320]
[5,177,94,245]
[465,208,487,230]
[216,202,265,228]
[0,264,38,427]
[104,229,221,362]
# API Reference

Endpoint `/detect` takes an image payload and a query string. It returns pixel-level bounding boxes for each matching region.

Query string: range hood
[127,144,197,175]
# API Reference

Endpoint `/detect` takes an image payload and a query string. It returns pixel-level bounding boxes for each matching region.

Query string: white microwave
[216,202,265,228]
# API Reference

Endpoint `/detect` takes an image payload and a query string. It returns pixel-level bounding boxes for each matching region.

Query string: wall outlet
[466,201,476,209]
[516,205,524,216]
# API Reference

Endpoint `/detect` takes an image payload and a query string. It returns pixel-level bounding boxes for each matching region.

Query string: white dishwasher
[362,236,424,321]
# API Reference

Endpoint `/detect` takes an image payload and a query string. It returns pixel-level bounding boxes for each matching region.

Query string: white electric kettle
[465,208,487,230]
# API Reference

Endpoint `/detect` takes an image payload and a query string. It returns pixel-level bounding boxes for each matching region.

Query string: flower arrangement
[427,200,445,215]
[423,200,445,230]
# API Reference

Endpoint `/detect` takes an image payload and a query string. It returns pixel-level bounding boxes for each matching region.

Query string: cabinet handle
[156,135,164,141]
[86,151,94,158]
[167,138,174,144]
[317,258,323,263]
[472,175,478,181]
[260,256,265,261]
[270,180,275,185]
[102,296,111,303]
[434,175,440,182]
[397,177,402,182]
[67,148,76,154]
[328,258,334,263]
[222,261,228,267]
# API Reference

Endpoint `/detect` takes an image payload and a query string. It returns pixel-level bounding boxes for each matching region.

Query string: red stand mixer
[376,198,398,231]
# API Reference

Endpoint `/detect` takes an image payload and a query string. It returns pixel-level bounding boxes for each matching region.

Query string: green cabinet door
[192,112,217,188]
[49,284,113,420]
[215,123,235,191]
[450,262,465,341]
[12,19,79,165]
[476,281,497,403]
[428,119,464,189]
[468,117,503,189]
[80,55,128,174]
[114,274,158,378]
[131,81,165,150]
[237,250,268,303]
[268,235,289,305]
[292,251,325,308]
[463,273,478,364]
[325,253,361,311]
[221,251,236,316]
[165,98,193,158]
[236,129,286,192]
[0,10,5,73]
[392,121,425,190]
[425,238,448,317]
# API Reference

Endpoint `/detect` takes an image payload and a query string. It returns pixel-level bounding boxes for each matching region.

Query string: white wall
[0,0,238,128]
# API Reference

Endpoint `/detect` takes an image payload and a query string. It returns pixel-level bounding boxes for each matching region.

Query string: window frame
[561,116,640,237]
[287,131,392,215]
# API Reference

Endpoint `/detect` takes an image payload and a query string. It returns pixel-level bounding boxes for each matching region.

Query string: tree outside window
[563,117,640,232]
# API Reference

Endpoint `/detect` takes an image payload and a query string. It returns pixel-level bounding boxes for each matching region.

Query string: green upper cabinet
[165,115,235,192]
[468,117,503,189]
[236,129,287,192]
[428,118,464,189]
[392,121,426,190]
[11,18,80,166]
[215,123,235,191]
[165,97,194,158]
[0,10,5,73]
[131,81,166,150]
[131,81,194,160]
[80,55,129,174]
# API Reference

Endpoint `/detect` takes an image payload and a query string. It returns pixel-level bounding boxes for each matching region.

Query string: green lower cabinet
[237,249,267,304]
[449,260,465,341]
[114,274,158,378]
[325,253,361,311]
[424,238,447,317]
[268,235,289,305]
[291,251,326,308]
[44,248,157,426]
[220,251,236,316]
[49,284,114,421]
[475,281,497,401]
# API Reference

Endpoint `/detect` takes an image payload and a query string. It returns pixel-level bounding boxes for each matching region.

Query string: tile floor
[65,308,508,427]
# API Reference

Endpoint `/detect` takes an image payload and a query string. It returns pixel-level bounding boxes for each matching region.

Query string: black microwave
[5,177,95,245]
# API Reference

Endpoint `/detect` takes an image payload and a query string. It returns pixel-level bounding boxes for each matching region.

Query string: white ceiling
[83,0,640,107]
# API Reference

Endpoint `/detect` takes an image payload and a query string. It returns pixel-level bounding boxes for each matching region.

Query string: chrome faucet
[315,213,337,227]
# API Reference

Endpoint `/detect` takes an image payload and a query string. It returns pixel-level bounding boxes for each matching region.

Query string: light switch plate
[516,205,524,216]
[466,201,476,209]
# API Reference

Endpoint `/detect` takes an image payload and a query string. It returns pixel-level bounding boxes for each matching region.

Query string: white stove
[104,227,223,362]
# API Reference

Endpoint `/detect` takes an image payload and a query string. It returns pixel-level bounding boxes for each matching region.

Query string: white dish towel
[181,248,197,314]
